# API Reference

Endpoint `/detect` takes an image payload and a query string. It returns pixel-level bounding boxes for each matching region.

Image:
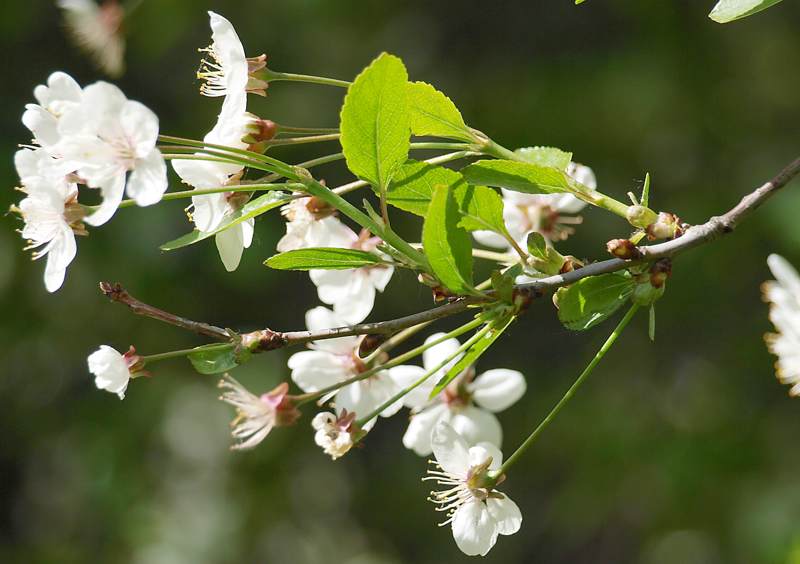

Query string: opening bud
[312,410,361,460]
[626,204,658,229]
[606,238,642,260]
[242,116,278,145]
[646,212,684,241]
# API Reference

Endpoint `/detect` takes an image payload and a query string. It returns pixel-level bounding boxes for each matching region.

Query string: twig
[98,282,231,341]
[102,155,800,350]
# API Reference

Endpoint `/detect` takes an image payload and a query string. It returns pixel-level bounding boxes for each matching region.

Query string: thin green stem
[495,304,641,478]
[158,135,296,177]
[262,133,340,147]
[294,316,485,407]
[472,248,517,263]
[277,125,339,135]
[356,322,494,426]
[141,343,233,364]
[264,69,351,88]
[107,183,305,210]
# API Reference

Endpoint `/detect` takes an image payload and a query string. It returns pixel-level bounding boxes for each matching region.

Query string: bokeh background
[2,1,800,562]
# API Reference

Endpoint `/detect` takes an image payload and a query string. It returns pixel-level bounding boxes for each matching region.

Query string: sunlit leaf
[407,81,474,142]
[265,248,386,270]
[709,0,784,23]
[554,273,635,331]
[423,184,475,295]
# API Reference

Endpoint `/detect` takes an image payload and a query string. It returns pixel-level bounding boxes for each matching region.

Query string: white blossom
[276,197,355,253]
[288,307,402,427]
[473,161,595,249]
[425,422,522,556]
[198,11,250,101]
[57,81,167,226]
[308,227,394,324]
[391,333,526,456]
[763,254,800,396]
[15,148,83,292]
[87,345,136,399]
[312,411,358,460]
[21,71,83,148]
[218,376,299,450]
[57,0,125,77]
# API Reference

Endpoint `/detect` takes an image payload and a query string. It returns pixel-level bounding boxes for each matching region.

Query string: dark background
[2,1,800,562]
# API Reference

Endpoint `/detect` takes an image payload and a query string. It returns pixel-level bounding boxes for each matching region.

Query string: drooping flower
[21,71,84,148]
[87,345,141,399]
[391,333,526,456]
[14,148,85,292]
[218,375,301,450]
[312,410,359,460]
[308,227,394,324]
[57,0,125,77]
[57,81,167,226]
[763,254,800,396]
[425,422,522,556]
[288,307,402,426]
[473,161,595,248]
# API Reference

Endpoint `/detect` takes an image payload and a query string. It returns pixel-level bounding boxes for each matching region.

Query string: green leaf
[709,0,783,23]
[340,52,410,191]
[491,271,514,304]
[188,346,249,375]
[641,172,651,207]
[649,305,656,342]
[160,191,289,251]
[423,184,475,295]
[453,184,508,235]
[462,159,575,195]
[515,146,572,171]
[526,232,549,261]
[265,248,385,270]
[407,81,474,142]
[554,273,635,331]
[386,160,464,216]
[429,313,515,397]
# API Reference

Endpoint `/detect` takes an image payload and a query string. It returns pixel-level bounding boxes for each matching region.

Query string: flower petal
[387,364,428,408]
[470,368,527,412]
[430,421,471,477]
[486,494,522,536]
[288,350,348,392]
[450,407,503,450]
[126,148,167,207]
[83,172,125,226]
[468,442,503,470]
[402,403,448,456]
[451,500,498,556]
[43,225,77,293]
[215,224,245,272]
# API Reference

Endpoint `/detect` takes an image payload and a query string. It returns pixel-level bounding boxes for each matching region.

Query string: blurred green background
[2,1,800,562]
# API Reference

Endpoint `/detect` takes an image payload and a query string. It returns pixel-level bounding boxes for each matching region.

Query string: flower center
[197,46,228,97]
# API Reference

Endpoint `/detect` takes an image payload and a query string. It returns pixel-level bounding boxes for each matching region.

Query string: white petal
[87,345,130,399]
[486,494,522,536]
[126,148,167,206]
[470,369,527,412]
[43,225,77,293]
[84,172,125,226]
[288,350,349,392]
[241,218,254,248]
[172,158,227,189]
[451,500,498,557]
[22,105,60,147]
[468,442,503,470]
[450,407,503,450]
[768,254,800,297]
[119,100,160,158]
[368,265,394,293]
[402,403,448,456]
[430,421,471,476]
[423,333,462,373]
[304,306,359,354]
[567,161,596,190]
[473,229,509,249]
[387,365,428,408]
[215,225,245,272]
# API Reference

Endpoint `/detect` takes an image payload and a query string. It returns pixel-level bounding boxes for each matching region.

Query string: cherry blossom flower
[14,148,85,292]
[87,345,141,399]
[276,197,355,253]
[390,333,526,456]
[312,410,358,460]
[57,81,167,226]
[21,71,84,148]
[763,254,800,396]
[425,422,522,556]
[57,0,125,77]
[473,161,595,248]
[288,307,402,426]
[308,227,394,324]
[218,376,301,450]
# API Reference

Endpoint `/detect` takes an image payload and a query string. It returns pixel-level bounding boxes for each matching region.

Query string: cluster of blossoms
[16,6,796,557]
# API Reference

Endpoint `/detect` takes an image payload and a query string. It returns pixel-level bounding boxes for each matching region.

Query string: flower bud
[358,334,386,357]
[559,256,584,273]
[649,258,672,288]
[606,238,642,260]
[646,212,683,241]
[242,116,278,145]
[626,205,658,229]
[312,410,360,460]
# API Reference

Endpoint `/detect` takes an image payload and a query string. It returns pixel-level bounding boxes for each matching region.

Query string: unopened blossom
[57,0,125,77]
[87,345,141,399]
[473,161,595,248]
[425,422,522,556]
[288,307,402,426]
[21,71,84,148]
[763,254,800,396]
[57,81,167,226]
[218,375,301,450]
[391,333,526,456]
[14,148,85,292]
[276,196,355,253]
[312,410,358,460]
[308,227,394,324]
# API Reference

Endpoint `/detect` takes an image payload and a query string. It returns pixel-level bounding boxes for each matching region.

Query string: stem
[495,304,640,478]
[262,133,340,147]
[158,135,296,177]
[356,322,494,426]
[263,69,351,88]
[294,316,485,407]
[141,343,232,364]
[108,183,304,210]
[472,248,517,263]
[277,125,339,135]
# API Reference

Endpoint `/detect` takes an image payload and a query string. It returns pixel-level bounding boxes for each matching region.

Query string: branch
[100,155,800,351]
[99,282,231,341]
